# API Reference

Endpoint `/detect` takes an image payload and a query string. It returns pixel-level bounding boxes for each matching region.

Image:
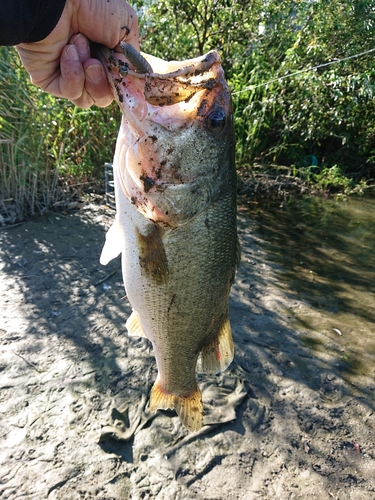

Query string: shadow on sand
[0,197,374,498]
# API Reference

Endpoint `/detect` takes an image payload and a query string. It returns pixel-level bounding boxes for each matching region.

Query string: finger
[68,35,112,107]
[83,59,113,108]
[70,33,91,62]
[60,44,93,106]
[107,5,140,51]
[69,93,93,108]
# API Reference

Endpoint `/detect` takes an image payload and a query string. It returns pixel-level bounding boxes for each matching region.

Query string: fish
[99,44,240,431]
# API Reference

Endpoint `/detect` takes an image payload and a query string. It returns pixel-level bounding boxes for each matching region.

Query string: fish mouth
[97,43,227,108]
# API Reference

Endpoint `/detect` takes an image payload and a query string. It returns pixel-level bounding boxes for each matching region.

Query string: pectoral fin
[197,313,234,375]
[100,219,124,265]
[136,224,169,285]
[126,309,147,338]
[150,379,203,432]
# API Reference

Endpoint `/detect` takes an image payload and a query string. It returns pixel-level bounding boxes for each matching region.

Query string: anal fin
[197,314,234,375]
[150,380,203,432]
[126,309,147,338]
[136,224,169,286]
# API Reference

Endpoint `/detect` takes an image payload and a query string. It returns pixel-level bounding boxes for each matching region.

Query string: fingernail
[73,33,89,57]
[66,44,80,62]
[86,64,105,84]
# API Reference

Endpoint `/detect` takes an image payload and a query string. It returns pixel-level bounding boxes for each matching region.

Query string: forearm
[0,0,66,45]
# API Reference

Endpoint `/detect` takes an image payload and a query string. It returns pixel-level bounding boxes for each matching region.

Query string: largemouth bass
[100,45,239,431]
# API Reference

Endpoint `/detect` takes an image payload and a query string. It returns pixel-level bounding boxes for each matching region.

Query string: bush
[136,0,375,190]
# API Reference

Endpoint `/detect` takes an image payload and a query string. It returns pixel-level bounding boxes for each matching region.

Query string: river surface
[240,191,375,388]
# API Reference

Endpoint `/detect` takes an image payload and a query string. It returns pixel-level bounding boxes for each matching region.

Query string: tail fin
[150,380,203,432]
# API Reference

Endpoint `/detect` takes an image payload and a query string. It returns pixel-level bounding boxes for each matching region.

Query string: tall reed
[0,48,60,221]
[0,47,121,222]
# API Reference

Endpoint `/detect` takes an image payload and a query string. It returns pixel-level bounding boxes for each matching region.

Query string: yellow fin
[149,381,176,412]
[175,387,203,432]
[100,219,123,265]
[150,381,203,432]
[198,314,234,375]
[125,309,147,338]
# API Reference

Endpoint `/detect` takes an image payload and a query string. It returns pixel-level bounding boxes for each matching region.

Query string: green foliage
[228,0,375,184]
[136,0,265,85]
[1,0,375,220]
[137,0,375,189]
[313,165,353,193]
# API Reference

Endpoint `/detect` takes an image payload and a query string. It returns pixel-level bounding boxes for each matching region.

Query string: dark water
[240,191,375,381]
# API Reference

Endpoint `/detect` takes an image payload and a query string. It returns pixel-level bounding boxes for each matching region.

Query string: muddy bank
[0,203,374,499]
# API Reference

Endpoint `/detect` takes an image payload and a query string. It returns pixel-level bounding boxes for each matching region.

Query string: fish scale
[100,46,239,431]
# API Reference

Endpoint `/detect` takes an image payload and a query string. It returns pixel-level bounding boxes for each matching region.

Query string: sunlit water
[240,191,375,384]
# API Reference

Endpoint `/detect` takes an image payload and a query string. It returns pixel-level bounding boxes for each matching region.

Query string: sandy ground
[0,202,374,500]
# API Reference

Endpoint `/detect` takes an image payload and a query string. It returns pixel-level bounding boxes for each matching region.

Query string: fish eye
[205,110,226,133]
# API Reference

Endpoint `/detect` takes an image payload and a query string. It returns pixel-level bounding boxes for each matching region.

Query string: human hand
[16,0,139,108]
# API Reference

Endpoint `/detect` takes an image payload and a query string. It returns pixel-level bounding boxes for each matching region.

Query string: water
[240,191,375,382]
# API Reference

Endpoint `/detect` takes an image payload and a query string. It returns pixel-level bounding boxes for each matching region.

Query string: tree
[136,1,375,186]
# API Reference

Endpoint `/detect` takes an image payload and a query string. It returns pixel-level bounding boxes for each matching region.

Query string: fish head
[101,47,235,226]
